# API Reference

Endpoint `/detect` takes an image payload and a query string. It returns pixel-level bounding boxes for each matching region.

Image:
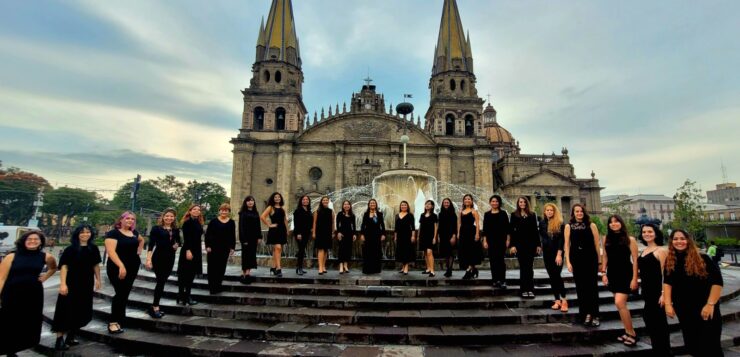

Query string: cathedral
[230,0,603,214]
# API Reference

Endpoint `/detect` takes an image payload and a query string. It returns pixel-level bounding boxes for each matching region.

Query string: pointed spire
[321,107,325,120]
[258,0,301,67]
[389,103,393,115]
[433,0,472,75]
[313,111,317,125]
[328,106,333,117]
[257,17,266,46]
[342,102,347,113]
[416,115,421,127]
[335,103,339,115]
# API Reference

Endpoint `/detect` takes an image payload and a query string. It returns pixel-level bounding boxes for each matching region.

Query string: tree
[602,198,639,237]
[151,175,186,204]
[111,181,173,213]
[42,187,99,238]
[0,163,51,225]
[671,179,706,241]
[185,180,230,221]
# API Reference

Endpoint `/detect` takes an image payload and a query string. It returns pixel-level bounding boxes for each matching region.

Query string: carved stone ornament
[344,120,388,139]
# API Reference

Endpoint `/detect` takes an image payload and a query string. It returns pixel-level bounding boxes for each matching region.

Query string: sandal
[617,333,629,342]
[623,334,638,347]
[583,314,592,326]
[551,301,562,310]
[108,323,124,334]
[560,300,569,312]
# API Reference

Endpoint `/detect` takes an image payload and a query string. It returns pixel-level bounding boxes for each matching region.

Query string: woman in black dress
[602,215,639,346]
[239,196,262,283]
[52,224,102,350]
[261,192,288,277]
[205,203,236,294]
[418,200,438,277]
[482,195,510,288]
[458,194,482,280]
[145,209,179,318]
[336,200,356,274]
[637,223,670,355]
[564,204,601,327]
[360,199,386,274]
[664,229,723,357]
[178,204,204,305]
[313,196,335,275]
[292,195,312,275]
[438,198,458,278]
[0,231,57,356]
[539,203,567,311]
[394,201,416,275]
[105,211,145,333]
[510,197,541,298]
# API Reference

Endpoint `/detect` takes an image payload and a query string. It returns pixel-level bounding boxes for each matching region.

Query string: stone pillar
[556,196,563,211]
[438,146,452,199]
[230,141,255,211]
[390,144,401,169]
[276,142,294,208]
[473,148,493,194]
[334,143,345,194]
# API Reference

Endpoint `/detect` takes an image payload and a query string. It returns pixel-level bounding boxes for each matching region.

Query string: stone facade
[230,0,603,213]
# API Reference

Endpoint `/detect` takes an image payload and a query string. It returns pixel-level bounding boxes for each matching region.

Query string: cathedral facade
[230,0,603,214]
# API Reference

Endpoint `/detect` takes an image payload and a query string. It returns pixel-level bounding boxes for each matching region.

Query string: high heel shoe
[462,270,472,280]
[444,268,452,278]
[275,269,283,277]
[296,268,304,276]
[55,336,69,351]
[270,267,276,275]
[428,271,435,278]
[472,267,479,278]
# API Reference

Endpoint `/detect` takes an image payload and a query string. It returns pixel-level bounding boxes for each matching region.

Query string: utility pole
[28,188,44,228]
[130,174,141,211]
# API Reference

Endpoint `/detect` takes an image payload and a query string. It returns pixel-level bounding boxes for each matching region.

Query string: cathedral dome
[482,102,513,143]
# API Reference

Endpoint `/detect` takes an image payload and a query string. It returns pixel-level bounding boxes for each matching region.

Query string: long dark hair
[569,203,591,224]
[365,199,380,217]
[399,200,411,214]
[157,208,179,229]
[341,200,355,217]
[71,224,97,251]
[423,200,435,215]
[638,223,664,246]
[440,197,456,217]
[240,195,259,214]
[461,194,474,210]
[317,196,332,214]
[15,230,46,253]
[267,192,284,208]
[513,196,532,218]
[296,194,312,212]
[605,215,629,246]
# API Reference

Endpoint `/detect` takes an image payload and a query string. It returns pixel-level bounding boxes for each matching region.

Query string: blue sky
[0,0,738,198]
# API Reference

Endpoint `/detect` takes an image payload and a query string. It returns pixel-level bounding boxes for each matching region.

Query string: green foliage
[672,179,706,241]
[42,187,99,219]
[150,175,186,203]
[592,216,607,235]
[111,181,174,213]
[184,180,230,221]
[0,163,51,225]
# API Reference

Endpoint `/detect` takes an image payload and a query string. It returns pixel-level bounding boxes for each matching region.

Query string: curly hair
[665,229,707,278]
[180,204,205,225]
[543,203,563,235]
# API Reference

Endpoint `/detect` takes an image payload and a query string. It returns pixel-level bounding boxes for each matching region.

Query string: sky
[0,0,738,199]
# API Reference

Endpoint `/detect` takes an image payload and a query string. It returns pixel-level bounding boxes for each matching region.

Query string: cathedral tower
[241,0,307,133]
[424,0,484,138]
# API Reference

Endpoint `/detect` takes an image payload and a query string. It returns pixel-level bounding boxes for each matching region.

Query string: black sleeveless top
[638,251,662,298]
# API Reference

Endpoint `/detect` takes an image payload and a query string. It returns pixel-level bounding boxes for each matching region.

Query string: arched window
[464,114,474,136]
[275,107,286,130]
[460,79,466,92]
[263,70,270,83]
[254,107,265,130]
[275,70,282,83]
[445,114,455,135]
[449,79,456,91]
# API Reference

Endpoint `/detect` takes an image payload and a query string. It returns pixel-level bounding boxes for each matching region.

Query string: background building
[602,194,675,224]
[707,182,740,206]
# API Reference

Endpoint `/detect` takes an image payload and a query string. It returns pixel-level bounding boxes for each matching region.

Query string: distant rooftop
[601,194,674,203]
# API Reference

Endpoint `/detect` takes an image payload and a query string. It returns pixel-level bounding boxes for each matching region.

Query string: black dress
[52,245,101,332]
[336,213,356,262]
[292,207,313,264]
[178,219,203,301]
[0,250,46,355]
[148,226,179,306]
[394,213,416,263]
[361,212,385,274]
[458,210,482,268]
[483,210,510,284]
[638,251,670,356]
[568,222,600,319]
[510,213,540,294]
[605,240,633,294]
[314,209,334,250]
[105,229,141,323]
[437,210,457,259]
[205,218,236,294]
[539,218,565,300]
[266,207,288,245]
[418,213,438,251]
[239,210,262,270]
[664,253,723,357]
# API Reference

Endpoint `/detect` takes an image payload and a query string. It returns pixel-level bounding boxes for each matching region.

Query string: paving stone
[340,346,383,357]
[379,345,424,357]
[222,340,272,356]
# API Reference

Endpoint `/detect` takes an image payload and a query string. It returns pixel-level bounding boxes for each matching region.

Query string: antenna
[721,160,728,184]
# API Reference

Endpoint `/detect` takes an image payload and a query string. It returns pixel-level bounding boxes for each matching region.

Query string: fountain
[372,168,438,228]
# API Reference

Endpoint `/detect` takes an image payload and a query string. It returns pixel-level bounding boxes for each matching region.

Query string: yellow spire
[433,0,472,74]
[257,17,266,47]
[260,0,301,66]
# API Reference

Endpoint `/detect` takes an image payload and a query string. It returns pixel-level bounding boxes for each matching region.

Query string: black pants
[488,244,507,284]
[295,236,309,268]
[207,250,229,294]
[571,254,600,318]
[544,251,565,300]
[517,250,535,293]
[152,261,173,306]
[677,305,723,357]
[642,291,671,356]
[106,263,138,322]
[178,268,196,301]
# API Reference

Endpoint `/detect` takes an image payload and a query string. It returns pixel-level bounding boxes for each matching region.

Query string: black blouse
[510,213,540,250]
[664,253,723,311]
[538,217,564,253]
[205,218,236,252]
[148,226,180,261]
[239,210,262,245]
[483,210,510,244]
[293,207,313,237]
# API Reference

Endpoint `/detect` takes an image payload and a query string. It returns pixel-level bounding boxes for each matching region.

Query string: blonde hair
[543,203,562,235]
[219,203,231,212]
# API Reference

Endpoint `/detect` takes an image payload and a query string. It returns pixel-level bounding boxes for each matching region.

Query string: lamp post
[396,96,414,168]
